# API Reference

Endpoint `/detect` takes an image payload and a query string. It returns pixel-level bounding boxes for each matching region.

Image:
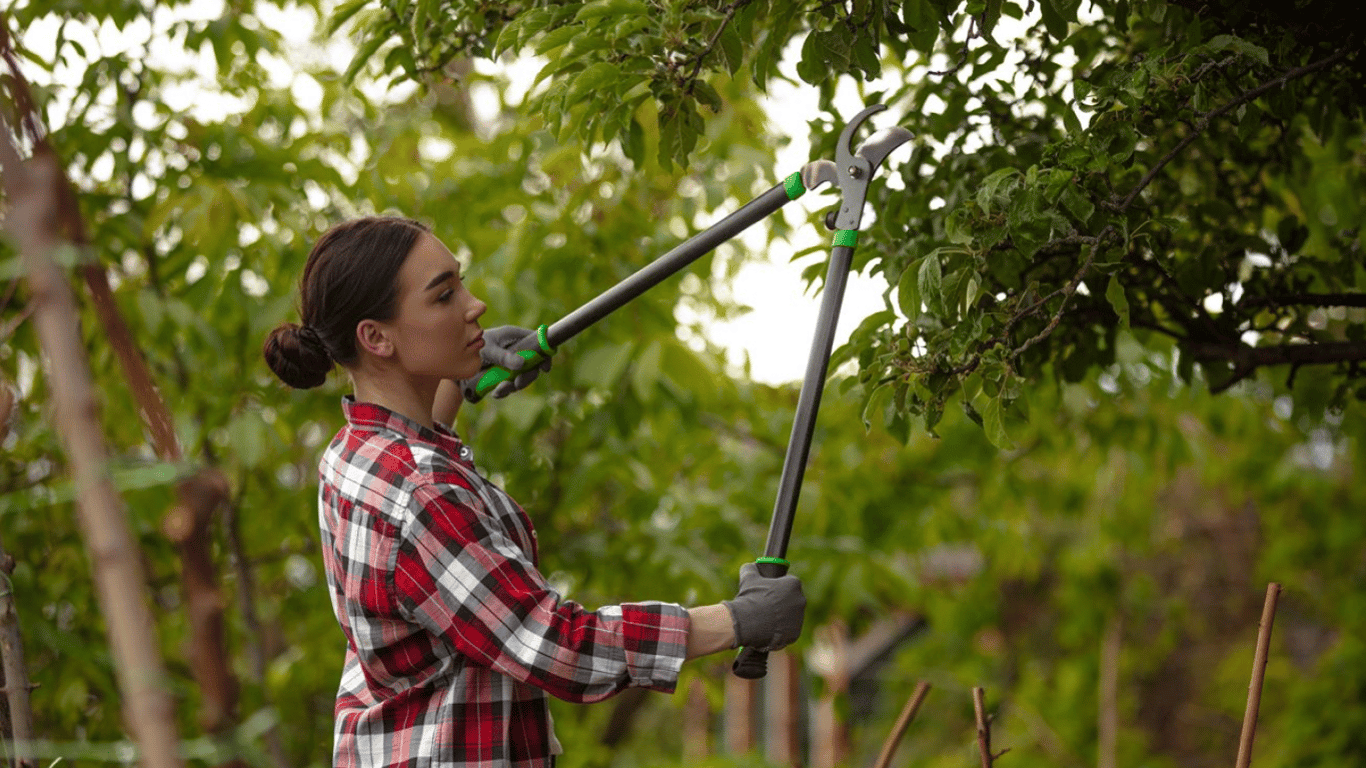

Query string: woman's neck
[351,368,439,430]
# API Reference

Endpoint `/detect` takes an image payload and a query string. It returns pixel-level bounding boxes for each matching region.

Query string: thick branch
[162,470,240,747]
[1190,339,1366,393]
[1238,292,1366,310]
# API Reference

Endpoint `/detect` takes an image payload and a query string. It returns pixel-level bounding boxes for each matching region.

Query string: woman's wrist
[685,603,737,660]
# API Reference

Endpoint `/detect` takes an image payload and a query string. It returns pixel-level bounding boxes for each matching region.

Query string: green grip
[473,324,555,398]
[783,172,805,200]
[832,229,858,247]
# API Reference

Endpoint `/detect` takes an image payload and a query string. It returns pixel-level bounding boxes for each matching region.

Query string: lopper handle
[730,558,790,679]
[465,324,556,403]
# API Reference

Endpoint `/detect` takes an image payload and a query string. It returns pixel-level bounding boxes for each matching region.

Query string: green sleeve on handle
[832,229,858,247]
[473,324,556,398]
[783,172,805,201]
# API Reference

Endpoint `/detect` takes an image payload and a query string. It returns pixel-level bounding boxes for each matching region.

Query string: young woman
[263,216,806,767]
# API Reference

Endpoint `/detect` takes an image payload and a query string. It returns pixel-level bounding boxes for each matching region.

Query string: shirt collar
[340,395,470,460]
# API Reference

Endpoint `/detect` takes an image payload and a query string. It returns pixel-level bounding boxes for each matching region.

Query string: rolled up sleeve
[393,483,689,703]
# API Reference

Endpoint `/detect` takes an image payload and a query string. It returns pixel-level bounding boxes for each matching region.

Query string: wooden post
[682,676,711,762]
[724,671,757,754]
[810,622,850,768]
[765,650,803,767]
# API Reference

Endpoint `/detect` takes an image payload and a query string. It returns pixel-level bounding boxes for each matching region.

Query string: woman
[263,216,806,767]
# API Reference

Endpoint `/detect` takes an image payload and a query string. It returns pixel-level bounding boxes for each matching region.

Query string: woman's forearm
[433,379,463,428]
[685,604,736,660]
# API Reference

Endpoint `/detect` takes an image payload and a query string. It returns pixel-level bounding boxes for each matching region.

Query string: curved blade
[856,126,914,173]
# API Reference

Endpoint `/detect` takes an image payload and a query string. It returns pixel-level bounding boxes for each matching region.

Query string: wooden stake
[871,681,931,768]
[1235,583,1281,768]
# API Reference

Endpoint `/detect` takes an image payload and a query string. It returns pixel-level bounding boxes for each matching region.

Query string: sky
[21,1,944,385]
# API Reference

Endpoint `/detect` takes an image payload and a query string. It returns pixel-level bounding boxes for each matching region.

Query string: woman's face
[382,232,488,382]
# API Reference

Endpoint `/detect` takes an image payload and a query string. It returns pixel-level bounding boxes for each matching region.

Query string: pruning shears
[459,106,913,681]
[731,105,912,679]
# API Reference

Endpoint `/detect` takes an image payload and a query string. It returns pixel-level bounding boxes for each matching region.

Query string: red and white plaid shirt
[317,397,690,767]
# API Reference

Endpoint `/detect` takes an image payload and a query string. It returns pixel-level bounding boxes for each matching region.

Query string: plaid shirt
[318,397,690,767]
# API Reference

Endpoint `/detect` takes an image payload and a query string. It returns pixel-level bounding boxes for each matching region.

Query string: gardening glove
[464,325,554,399]
[723,562,807,652]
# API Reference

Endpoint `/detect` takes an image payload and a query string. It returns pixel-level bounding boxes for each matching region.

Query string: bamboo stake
[1,140,185,768]
[871,681,931,768]
[1234,583,1281,768]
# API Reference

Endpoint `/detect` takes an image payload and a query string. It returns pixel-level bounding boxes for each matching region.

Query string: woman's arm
[433,379,462,428]
[685,604,736,659]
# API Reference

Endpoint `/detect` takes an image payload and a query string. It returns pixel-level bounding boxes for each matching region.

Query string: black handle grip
[730,558,789,679]
[732,645,769,679]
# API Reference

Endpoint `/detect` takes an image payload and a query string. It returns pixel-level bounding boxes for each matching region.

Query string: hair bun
[263,322,333,389]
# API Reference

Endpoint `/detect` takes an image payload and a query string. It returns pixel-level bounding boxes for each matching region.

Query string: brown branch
[1235,583,1282,768]
[0,139,185,768]
[1011,230,1112,362]
[973,686,1006,767]
[1238,292,1366,310]
[1,11,182,463]
[1191,340,1366,393]
[162,470,242,749]
[0,535,38,768]
[1116,47,1352,211]
[871,681,931,768]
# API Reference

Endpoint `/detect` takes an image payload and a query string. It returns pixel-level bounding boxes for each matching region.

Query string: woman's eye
[438,289,454,303]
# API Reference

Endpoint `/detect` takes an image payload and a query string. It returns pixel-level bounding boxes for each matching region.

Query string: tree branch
[1116,47,1352,211]
[1191,340,1366,393]
[1238,292,1366,309]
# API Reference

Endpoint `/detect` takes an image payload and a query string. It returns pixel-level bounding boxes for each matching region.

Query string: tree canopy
[1,1,1363,767]
[343,0,1366,444]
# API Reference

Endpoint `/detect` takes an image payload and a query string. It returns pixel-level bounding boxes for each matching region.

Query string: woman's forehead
[403,233,460,283]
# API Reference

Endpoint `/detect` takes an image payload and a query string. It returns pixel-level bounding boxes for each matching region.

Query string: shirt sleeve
[392,481,689,703]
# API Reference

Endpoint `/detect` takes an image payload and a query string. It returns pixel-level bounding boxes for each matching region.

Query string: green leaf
[918,254,944,316]
[897,263,922,322]
[1106,273,1130,328]
[1208,34,1269,66]
[983,394,1012,448]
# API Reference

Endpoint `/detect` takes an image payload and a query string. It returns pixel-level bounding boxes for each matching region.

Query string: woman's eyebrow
[424,269,455,291]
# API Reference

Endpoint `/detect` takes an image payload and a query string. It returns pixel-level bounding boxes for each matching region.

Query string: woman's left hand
[469,325,554,398]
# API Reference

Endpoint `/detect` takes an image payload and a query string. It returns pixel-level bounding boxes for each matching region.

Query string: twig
[1116,48,1351,211]
[973,687,993,767]
[973,686,1010,766]
[1235,582,1282,768]
[871,681,931,768]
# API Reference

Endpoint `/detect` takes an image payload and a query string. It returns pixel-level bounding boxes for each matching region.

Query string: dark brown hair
[263,216,429,389]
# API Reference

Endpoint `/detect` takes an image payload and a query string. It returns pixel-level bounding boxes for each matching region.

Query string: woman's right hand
[723,562,807,651]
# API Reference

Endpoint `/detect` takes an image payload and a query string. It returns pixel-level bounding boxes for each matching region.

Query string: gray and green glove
[463,325,554,400]
[723,562,807,652]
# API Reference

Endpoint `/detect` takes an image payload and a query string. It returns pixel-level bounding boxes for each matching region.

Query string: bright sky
[20,1,974,386]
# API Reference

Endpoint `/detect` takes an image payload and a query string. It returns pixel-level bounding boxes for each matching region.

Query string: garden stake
[462,158,839,401]
[732,104,912,679]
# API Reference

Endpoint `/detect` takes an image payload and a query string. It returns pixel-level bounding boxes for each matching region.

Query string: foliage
[344,0,1366,446]
[1,1,1364,768]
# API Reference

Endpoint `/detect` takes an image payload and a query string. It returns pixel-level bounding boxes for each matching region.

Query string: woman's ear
[356,319,395,359]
